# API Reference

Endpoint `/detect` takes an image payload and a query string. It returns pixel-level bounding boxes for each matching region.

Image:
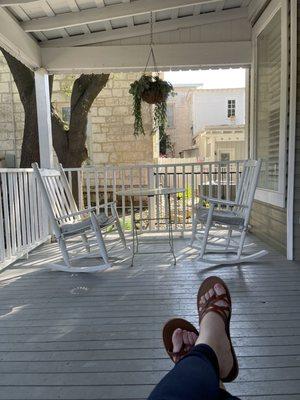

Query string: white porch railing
[65,160,244,233]
[0,160,244,269]
[0,169,49,269]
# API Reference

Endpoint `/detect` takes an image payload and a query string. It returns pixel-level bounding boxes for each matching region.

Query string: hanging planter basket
[129,74,174,136]
[128,12,175,137]
[141,81,168,104]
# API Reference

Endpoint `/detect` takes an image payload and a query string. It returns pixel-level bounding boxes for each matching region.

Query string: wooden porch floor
[0,233,299,399]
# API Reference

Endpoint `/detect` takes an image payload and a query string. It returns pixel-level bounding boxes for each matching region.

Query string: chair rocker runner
[190,159,268,266]
[33,163,128,273]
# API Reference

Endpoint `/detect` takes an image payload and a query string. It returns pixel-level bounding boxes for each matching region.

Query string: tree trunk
[1,48,109,168]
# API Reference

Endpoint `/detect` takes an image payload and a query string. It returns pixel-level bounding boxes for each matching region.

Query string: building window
[227,100,236,118]
[252,0,287,207]
[220,152,230,162]
[61,106,71,125]
[166,104,174,128]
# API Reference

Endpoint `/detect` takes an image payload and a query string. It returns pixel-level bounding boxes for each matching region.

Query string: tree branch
[0,47,34,106]
[68,73,109,155]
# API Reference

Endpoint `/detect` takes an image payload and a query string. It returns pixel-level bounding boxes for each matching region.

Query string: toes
[182,329,189,345]
[187,331,195,346]
[214,283,226,296]
[190,332,198,344]
[172,328,183,353]
[214,283,229,307]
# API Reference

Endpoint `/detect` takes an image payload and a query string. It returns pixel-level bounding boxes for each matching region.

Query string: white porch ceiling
[0,0,268,72]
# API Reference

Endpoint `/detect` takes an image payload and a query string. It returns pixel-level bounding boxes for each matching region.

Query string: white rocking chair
[190,159,268,266]
[33,163,128,273]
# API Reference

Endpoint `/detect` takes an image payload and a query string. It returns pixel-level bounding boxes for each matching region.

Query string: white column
[34,68,53,168]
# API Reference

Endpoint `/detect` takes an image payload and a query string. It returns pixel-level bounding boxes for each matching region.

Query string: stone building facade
[165,85,246,161]
[0,54,156,167]
[165,86,196,157]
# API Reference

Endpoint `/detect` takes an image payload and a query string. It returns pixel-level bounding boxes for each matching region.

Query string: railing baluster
[13,173,21,251]
[182,165,186,232]
[217,163,221,201]
[113,169,117,205]
[86,170,91,209]
[77,170,83,210]
[173,165,178,229]
[139,167,142,229]
[148,167,154,231]
[155,165,160,231]
[2,173,11,259]
[164,166,168,187]
[121,169,126,228]
[208,164,212,198]
[68,171,72,185]
[0,181,5,262]
[23,172,31,245]
[200,164,203,199]
[191,164,195,223]
[8,173,16,255]
[104,167,108,215]
[226,162,230,201]
[95,169,99,214]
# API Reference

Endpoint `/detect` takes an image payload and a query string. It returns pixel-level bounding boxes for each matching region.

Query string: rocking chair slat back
[235,159,262,222]
[32,163,81,229]
[32,163,127,273]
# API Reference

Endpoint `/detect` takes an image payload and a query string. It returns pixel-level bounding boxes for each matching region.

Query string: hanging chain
[144,11,159,75]
[150,11,154,46]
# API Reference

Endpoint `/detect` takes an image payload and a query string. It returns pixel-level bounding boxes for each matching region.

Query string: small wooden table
[117,187,185,266]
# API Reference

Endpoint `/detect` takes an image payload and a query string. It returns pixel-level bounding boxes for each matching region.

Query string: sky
[164,69,246,89]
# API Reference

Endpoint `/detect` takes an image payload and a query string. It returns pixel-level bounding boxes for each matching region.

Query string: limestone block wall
[0,54,156,167]
[0,55,24,166]
[52,72,155,166]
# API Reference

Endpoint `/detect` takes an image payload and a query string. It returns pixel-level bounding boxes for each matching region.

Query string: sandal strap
[167,346,189,362]
[201,304,230,324]
[200,293,231,323]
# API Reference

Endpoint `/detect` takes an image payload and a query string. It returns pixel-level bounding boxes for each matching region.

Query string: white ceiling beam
[21,0,221,32]
[40,0,69,38]
[122,0,134,27]
[66,0,90,34]
[41,41,251,73]
[0,7,41,68]
[41,8,249,47]
[0,0,39,5]
[9,4,46,41]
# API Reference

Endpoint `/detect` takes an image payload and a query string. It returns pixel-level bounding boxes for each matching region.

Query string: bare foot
[171,328,198,362]
[196,283,233,379]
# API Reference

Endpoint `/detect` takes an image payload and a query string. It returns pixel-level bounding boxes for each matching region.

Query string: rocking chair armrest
[200,196,248,208]
[56,207,96,221]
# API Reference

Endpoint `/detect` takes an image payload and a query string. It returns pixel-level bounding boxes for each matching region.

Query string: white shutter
[256,10,281,191]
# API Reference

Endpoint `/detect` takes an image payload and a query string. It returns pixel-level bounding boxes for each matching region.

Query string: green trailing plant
[129,74,174,136]
[159,125,173,155]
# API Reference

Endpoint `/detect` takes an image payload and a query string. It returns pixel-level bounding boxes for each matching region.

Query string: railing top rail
[104,160,246,171]
[63,167,105,172]
[0,168,34,173]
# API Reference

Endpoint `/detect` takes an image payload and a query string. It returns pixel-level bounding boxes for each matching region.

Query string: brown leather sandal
[197,276,239,382]
[163,318,199,363]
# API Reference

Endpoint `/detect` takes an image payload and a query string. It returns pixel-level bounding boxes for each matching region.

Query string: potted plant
[129,74,174,136]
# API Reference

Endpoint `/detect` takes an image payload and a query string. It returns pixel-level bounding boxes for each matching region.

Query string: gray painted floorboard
[0,233,299,399]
